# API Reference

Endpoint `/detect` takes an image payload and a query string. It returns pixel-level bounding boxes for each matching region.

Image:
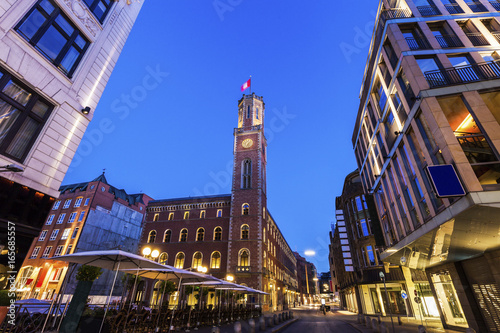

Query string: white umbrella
[50,250,166,333]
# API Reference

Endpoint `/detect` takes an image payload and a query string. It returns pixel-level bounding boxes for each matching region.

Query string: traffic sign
[401,291,408,300]
[400,256,407,265]
[414,289,418,296]
[414,297,421,304]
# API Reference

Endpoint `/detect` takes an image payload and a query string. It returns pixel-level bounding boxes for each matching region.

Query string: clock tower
[227,93,267,289]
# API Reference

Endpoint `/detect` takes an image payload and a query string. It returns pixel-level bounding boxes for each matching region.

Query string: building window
[163,230,171,243]
[74,197,83,207]
[180,229,188,242]
[367,245,376,265]
[15,0,90,77]
[68,212,77,223]
[211,251,221,269]
[39,230,48,241]
[242,159,252,189]
[63,199,71,209]
[242,203,249,215]
[46,215,55,225]
[71,227,79,239]
[256,107,259,119]
[49,229,59,240]
[200,210,206,218]
[239,249,249,266]
[217,209,222,217]
[153,213,159,222]
[214,227,222,241]
[196,228,205,242]
[246,105,251,118]
[183,211,189,220]
[61,228,71,240]
[65,244,72,254]
[41,246,52,258]
[54,245,63,256]
[56,213,65,224]
[52,201,60,210]
[174,252,185,269]
[30,246,41,259]
[148,230,156,243]
[241,225,249,239]
[77,211,85,222]
[159,252,168,265]
[168,212,174,220]
[192,252,202,269]
[84,198,90,206]
[0,69,54,161]
[82,0,113,23]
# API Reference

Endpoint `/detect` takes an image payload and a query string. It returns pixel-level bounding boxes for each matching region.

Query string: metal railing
[490,0,500,10]
[445,3,465,13]
[466,1,488,12]
[424,60,500,88]
[435,34,464,48]
[465,32,490,46]
[380,8,412,22]
[405,36,431,50]
[416,5,441,16]
[491,31,500,43]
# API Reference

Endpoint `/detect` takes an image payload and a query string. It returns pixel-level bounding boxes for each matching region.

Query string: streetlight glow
[142,247,151,256]
[304,250,316,256]
[226,274,234,282]
[151,250,159,258]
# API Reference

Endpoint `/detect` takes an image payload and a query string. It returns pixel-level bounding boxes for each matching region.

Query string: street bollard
[248,319,255,333]
[259,316,266,331]
[278,313,282,323]
[380,322,388,333]
[289,311,293,319]
[418,325,426,333]
[378,315,381,324]
[366,317,372,328]
[284,311,288,320]
[372,318,379,332]
[465,329,476,333]
[234,321,242,333]
[397,316,402,325]
[273,314,278,325]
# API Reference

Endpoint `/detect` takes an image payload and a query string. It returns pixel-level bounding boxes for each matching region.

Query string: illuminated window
[54,245,63,256]
[242,159,251,189]
[192,252,202,269]
[46,214,55,225]
[217,209,222,217]
[241,224,249,239]
[153,213,159,221]
[65,244,72,254]
[168,212,174,220]
[30,246,41,259]
[242,203,249,215]
[71,227,79,239]
[74,197,83,207]
[200,210,206,218]
[256,107,259,119]
[197,228,205,241]
[163,230,171,243]
[174,252,185,269]
[61,228,71,240]
[159,252,168,265]
[39,230,47,241]
[214,227,222,241]
[239,249,249,266]
[63,199,71,209]
[53,201,60,210]
[211,251,221,269]
[184,211,189,220]
[180,229,188,242]
[148,230,156,243]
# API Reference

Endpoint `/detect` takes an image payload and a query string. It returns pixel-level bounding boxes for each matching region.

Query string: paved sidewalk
[330,308,464,333]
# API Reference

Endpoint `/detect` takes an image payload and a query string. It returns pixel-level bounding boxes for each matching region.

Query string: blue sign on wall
[427,165,466,197]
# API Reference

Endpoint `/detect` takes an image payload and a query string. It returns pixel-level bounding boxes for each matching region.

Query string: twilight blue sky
[63,0,378,272]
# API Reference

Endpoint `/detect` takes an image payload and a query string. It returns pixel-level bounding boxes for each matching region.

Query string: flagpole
[249,75,252,95]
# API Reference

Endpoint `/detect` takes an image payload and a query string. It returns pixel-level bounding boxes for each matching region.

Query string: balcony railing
[465,32,490,46]
[466,1,488,12]
[491,31,500,42]
[435,34,464,48]
[423,60,500,88]
[236,266,250,272]
[405,36,431,50]
[490,1,500,10]
[445,3,465,13]
[416,5,441,16]
[380,8,413,22]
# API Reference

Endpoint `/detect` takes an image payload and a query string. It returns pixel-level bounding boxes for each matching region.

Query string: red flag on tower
[241,78,251,92]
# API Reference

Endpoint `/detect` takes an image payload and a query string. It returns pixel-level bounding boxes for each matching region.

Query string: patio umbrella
[50,250,166,333]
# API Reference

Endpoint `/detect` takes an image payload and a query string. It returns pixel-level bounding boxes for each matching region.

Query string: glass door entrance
[431,271,468,327]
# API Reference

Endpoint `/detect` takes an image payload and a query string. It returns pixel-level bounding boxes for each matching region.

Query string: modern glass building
[352,0,500,331]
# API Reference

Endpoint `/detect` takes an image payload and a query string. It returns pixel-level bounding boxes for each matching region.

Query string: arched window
[241,225,249,240]
[242,159,251,189]
[217,209,222,217]
[152,280,162,308]
[184,212,189,219]
[200,210,206,218]
[163,230,171,243]
[159,252,168,265]
[148,230,156,243]
[174,252,185,269]
[246,105,250,118]
[211,251,221,269]
[153,213,159,221]
[197,228,205,242]
[242,204,249,215]
[192,252,202,269]
[168,213,174,220]
[263,228,266,243]
[214,227,222,241]
[239,249,250,266]
[180,229,188,242]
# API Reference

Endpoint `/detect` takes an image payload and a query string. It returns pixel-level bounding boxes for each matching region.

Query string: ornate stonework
[62,0,100,37]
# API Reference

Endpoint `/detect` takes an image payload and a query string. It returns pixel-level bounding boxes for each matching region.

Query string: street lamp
[142,247,151,257]
[151,250,160,260]
[226,274,234,282]
[197,266,208,273]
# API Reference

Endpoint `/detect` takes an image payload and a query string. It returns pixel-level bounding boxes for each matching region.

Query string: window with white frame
[49,229,59,240]
[52,201,60,210]
[74,197,83,207]
[56,213,65,224]
[68,212,77,223]
[61,228,71,240]
[46,214,55,225]
[30,246,41,259]
[54,245,63,257]
[50,267,63,281]
[41,246,52,258]
[62,199,71,209]
[39,230,48,241]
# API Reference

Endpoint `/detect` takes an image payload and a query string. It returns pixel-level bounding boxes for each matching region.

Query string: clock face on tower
[242,138,253,148]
